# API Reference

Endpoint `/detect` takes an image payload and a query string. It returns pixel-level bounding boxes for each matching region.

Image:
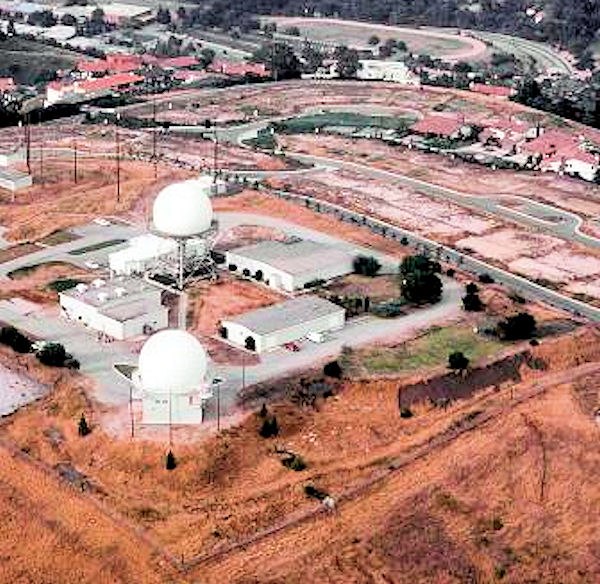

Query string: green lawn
[39,230,79,246]
[361,325,506,375]
[68,239,126,256]
[276,112,416,134]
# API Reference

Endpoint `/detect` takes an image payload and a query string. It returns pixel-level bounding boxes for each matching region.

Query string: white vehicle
[93,218,111,227]
[307,331,326,343]
[84,260,100,270]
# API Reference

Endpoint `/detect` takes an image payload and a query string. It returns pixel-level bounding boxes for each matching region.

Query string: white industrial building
[357,60,421,85]
[0,167,32,191]
[0,147,25,167]
[133,329,212,425]
[109,233,207,276]
[220,295,345,353]
[225,239,355,293]
[59,277,168,340]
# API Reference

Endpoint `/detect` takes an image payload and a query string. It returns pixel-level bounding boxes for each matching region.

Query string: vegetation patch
[68,239,126,256]
[360,326,504,375]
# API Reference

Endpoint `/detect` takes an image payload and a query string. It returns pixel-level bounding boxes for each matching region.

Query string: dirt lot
[0,261,92,305]
[0,156,191,242]
[187,274,284,336]
[0,326,597,582]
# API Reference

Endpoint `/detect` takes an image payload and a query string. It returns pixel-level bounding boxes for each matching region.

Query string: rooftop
[410,114,465,137]
[61,277,160,310]
[223,296,344,335]
[228,239,353,276]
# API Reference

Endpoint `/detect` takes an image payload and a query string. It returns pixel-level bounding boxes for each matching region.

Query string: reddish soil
[0,327,597,582]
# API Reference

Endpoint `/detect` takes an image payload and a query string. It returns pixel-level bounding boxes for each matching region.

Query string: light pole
[73,138,78,183]
[212,376,224,432]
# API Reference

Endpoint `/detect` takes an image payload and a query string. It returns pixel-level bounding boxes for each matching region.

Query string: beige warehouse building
[225,239,355,293]
[220,295,345,353]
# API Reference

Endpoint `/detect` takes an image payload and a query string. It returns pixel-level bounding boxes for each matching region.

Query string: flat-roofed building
[225,239,355,293]
[0,167,32,191]
[220,295,345,353]
[59,277,168,340]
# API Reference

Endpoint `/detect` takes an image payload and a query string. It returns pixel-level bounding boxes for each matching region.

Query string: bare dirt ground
[0,326,598,582]
[0,261,93,304]
[187,274,284,336]
[0,157,191,242]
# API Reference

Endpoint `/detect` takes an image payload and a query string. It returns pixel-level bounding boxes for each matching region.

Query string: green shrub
[78,414,91,437]
[166,450,177,470]
[353,255,382,277]
[36,343,68,367]
[259,415,279,438]
[304,484,328,500]
[370,299,406,318]
[282,454,307,471]
[0,326,32,353]
[400,407,413,419]
[448,351,469,372]
[323,360,342,379]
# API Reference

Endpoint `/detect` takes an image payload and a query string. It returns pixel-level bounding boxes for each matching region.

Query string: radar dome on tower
[137,329,208,394]
[152,179,214,237]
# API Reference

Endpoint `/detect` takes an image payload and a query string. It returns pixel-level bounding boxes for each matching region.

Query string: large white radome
[138,329,208,394]
[152,178,213,237]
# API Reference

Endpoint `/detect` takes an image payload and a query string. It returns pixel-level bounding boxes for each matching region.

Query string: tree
[284,26,300,36]
[497,312,537,340]
[400,255,443,305]
[259,415,279,438]
[156,6,171,25]
[368,34,380,45]
[353,255,381,277]
[251,42,301,80]
[60,13,77,26]
[301,42,324,74]
[448,351,469,373]
[36,343,67,367]
[324,360,342,379]
[165,450,177,470]
[78,414,91,436]
[333,45,361,79]
[0,326,32,353]
[462,292,483,312]
[465,282,479,295]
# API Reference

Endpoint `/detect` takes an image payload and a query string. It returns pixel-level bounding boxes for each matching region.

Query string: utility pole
[213,124,218,182]
[38,112,43,184]
[73,139,78,183]
[25,113,31,174]
[152,97,157,179]
[115,113,121,204]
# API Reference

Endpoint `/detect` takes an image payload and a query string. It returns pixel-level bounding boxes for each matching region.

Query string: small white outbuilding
[220,295,345,353]
[133,329,212,425]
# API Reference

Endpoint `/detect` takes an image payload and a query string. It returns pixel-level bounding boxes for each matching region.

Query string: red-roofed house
[106,53,143,73]
[410,114,470,139]
[470,82,516,98]
[77,59,108,76]
[208,60,270,78]
[520,129,575,157]
[45,73,144,106]
[157,56,199,70]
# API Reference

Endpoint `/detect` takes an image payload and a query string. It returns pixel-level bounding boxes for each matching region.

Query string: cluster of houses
[407,112,599,182]
[43,52,269,106]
